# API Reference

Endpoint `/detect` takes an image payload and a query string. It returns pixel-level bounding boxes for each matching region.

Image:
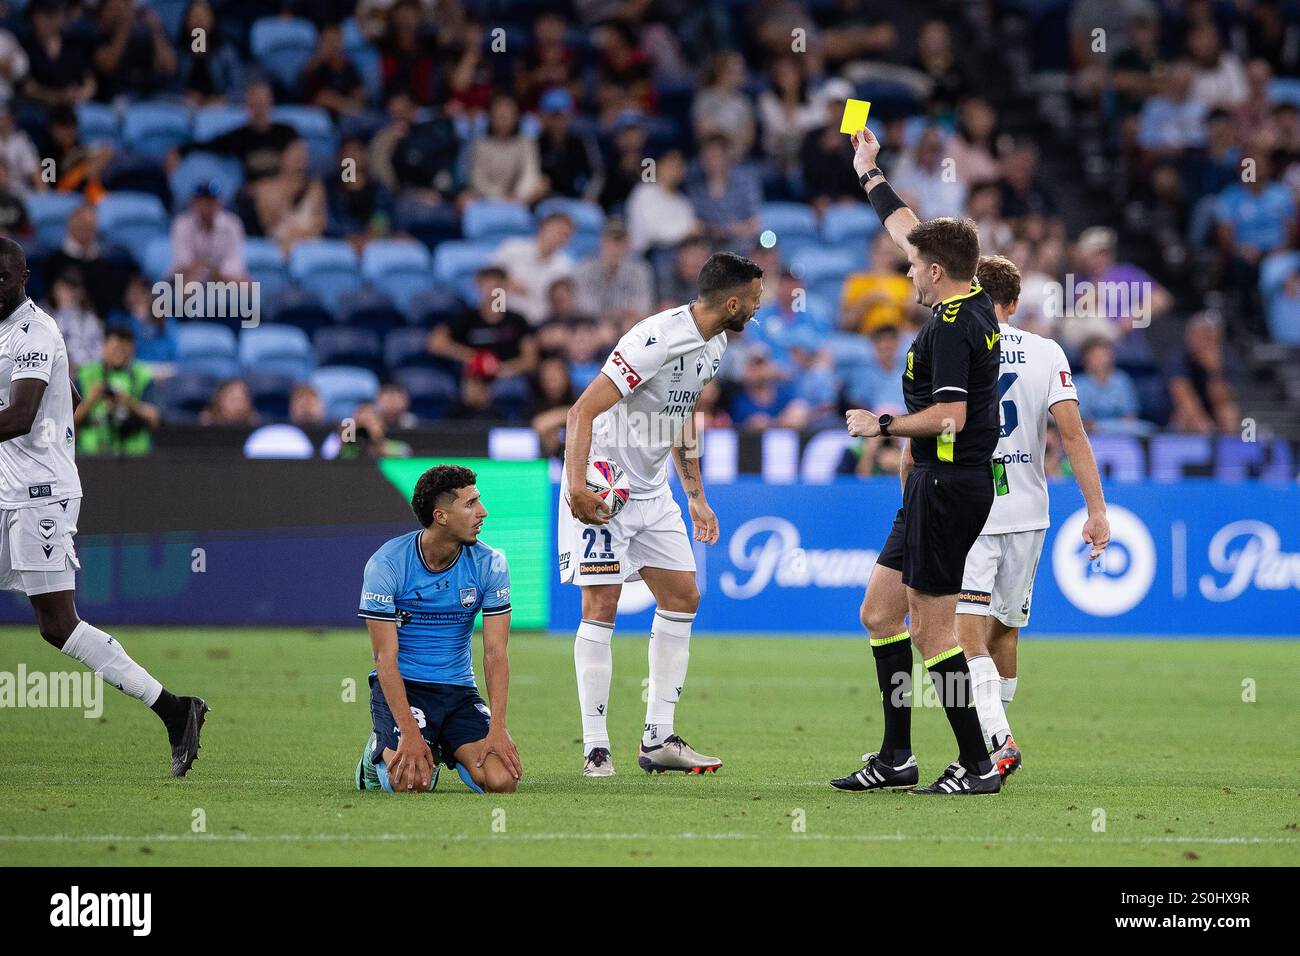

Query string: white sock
[60,621,162,706]
[643,609,693,747]
[574,619,614,754]
[967,654,1011,750]
[1000,675,1017,705]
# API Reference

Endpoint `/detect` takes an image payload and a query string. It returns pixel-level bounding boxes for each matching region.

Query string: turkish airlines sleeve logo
[611,350,642,390]
[1060,370,1074,389]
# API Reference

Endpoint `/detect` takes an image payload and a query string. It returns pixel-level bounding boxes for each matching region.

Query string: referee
[830,127,1002,795]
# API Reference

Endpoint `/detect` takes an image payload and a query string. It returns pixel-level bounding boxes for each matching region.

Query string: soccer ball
[586,458,631,517]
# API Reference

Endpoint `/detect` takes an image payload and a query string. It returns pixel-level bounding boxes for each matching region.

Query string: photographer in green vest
[74,326,161,456]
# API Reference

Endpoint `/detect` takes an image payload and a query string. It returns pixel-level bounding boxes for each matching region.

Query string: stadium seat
[176,322,239,379]
[490,374,531,421]
[240,324,314,380]
[384,327,435,372]
[432,240,498,286]
[272,105,337,174]
[76,102,119,147]
[565,232,600,260]
[822,204,880,245]
[393,366,457,421]
[250,17,319,92]
[762,202,819,256]
[462,200,533,243]
[122,102,193,158]
[314,326,383,375]
[310,365,380,420]
[406,287,466,328]
[393,197,462,249]
[1268,77,1300,108]
[150,0,189,41]
[97,192,170,250]
[25,193,83,249]
[193,105,248,144]
[336,288,405,336]
[169,152,244,211]
[288,240,362,312]
[790,246,859,286]
[143,235,173,281]
[361,239,435,315]
[535,197,604,235]
[159,371,220,423]
[341,17,383,103]
[262,287,331,338]
[244,371,298,420]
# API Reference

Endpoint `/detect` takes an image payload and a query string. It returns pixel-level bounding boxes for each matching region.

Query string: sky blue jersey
[358,531,511,686]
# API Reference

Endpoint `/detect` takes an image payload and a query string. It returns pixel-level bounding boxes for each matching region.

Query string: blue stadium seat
[169,152,244,211]
[790,246,859,286]
[490,374,531,421]
[159,371,220,423]
[76,102,119,147]
[262,288,331,338]
[384,327,434,372]
[250,17,319,92]
[432,240,498,286]
[565,232,600,260]
[341,16,383,103]
[244,371,298,419]
[394,197,462,249]
[272,105,337,174]
[102,154,170,207]
[761,202,819,245]
[149,0,189,40]
[25,193,83,249]
[176,322,239,379]
[406,287,466,328]
[393,366,457,421]
[289,240,362,312]
[535,197,604,235]
[462,200,533,243]
[314,325,383,375]
[361,239,434,315]
[336,288,405,336]
[97,192,170,250]
[122,102,192,158]
[240,324,314,380]
[822,204,880,245]
[193,105,248,144]
[1268,77,1300,108]
[143,235,173,281]
[310,365,380,420]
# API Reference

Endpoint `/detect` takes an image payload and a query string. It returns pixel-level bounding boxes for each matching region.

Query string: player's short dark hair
[411,464,477,527]
[906,217,980,283]
[0,236,26,274]
[697,251,763,304]
[976,255,1021,307]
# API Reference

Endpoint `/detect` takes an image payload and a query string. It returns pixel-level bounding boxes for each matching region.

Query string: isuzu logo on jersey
[610,350,641,390]
[14,350,48,370]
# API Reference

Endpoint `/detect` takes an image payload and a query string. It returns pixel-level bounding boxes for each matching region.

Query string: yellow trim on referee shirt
[937,432,955,462]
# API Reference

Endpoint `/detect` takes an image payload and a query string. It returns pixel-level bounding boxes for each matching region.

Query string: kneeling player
[355,465,522,794]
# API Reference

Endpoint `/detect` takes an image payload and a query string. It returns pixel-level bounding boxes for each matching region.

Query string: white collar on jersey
[0,297,33,325]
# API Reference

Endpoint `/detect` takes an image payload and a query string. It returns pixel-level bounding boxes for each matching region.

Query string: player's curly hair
[698,251,763,304]
[976,255,1021,307]
[411,464,478,527]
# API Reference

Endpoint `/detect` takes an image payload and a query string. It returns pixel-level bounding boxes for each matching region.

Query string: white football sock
[574,619,614,754]
[60,621,162,706]
[1000,675,1017,705]
[966,654,1011,750]
[643,609,693,747]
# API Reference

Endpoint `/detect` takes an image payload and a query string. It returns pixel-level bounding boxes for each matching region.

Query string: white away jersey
[0,299,81,509]
[593,303,727,498]
[982,323,1075,534]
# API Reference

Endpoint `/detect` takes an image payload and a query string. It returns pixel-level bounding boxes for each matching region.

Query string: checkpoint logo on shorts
[610,350,641,390]
[579,560,621,576]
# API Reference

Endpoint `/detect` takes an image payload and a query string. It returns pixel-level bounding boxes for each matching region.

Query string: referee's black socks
[870,632,913,764]
[925,646,994,775]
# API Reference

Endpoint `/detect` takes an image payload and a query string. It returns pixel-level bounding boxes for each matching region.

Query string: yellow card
[839,98,871,134]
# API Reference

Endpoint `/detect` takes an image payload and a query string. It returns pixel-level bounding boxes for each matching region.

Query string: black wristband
[868,181,907,224]
[858,167,883,187]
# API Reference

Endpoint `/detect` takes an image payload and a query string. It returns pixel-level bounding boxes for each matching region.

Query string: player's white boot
[582,746,616,777]
[638,735,722,774]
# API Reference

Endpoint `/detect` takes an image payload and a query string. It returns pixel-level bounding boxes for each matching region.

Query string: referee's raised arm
[850,128,919,256]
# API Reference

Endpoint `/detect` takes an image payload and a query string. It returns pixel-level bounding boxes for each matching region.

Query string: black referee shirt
[901,281,1001,467]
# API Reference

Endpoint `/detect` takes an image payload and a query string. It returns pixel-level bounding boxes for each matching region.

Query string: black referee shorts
[875,463,994,595]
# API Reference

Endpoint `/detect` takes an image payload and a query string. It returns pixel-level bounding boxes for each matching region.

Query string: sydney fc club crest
[459,587,477,609]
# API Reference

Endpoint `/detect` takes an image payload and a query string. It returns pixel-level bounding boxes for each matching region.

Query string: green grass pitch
[1,626,1296,866]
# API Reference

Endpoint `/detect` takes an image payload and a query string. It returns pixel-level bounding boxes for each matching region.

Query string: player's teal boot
[355,735,441,792]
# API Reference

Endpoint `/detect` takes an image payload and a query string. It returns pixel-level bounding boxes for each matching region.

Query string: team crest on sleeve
[459,587,478,609]
[1060,370,1074,388]
[611,350,641,389]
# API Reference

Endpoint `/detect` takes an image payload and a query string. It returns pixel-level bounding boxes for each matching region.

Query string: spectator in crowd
[90,0,176,102]
[170,181,247,285]
[800,80,865,211]
[597,109,649,210]
[847,323,907,414]
[1167,312,1242,434]
[44,204,122,317]
[1110,5,1164,125]
[1066,226,1172,354]
[44,105,112,204]
[948,96,1001,185]
[626,147,697,254]
[998,139,1057,222]
[693,51,755,160]
[22,0,95,106]
[200,378,258,426]
[515,11,579,111]
[592,21,653,119]
[530,354,575,457]
[427,265,539,380]
[109,275,178,366]
[334,402,411,457]
[966,180,1013,254]
[369,89,418,193]
[561,316,606,384]
[784,328,840,427]
[573,218,654,328]
[0,19,28,103]
[1073,337,1148,436]
[445,19,495,116]
[174,0,243,106]
[729,346,808,431]
[178,78,297,182]
[378,0,438,105]
[252,138,327,251]
[839,435,906,478]
[893,125,967,220]
[289,383,326,426]
[745,267,832,374]
[655,234,711,307]
[375,382,418,431]
[491,212,574,324]
[757,56,821,179]
[73,326,160,455]
[448,371,496,421]
[543,276,592,327]
[302,23,366,119]
[0,163,30,238]
[1214,148,1296,311]
[468,93,544,204]
[841,231,913,333]
[369,90,459,200]
[1180,109,1241,206]
[687,133,761,248]
[536,87,602,201]
[327,136,393,249]
[46,268,102,371]
[1137,62,1209,154]
[1187,21,1248,110]
[914,19,969,114]
[0,104,40,194]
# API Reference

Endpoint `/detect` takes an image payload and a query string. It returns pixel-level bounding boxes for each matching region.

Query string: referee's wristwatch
[859,167,884,187]
[877,413,893,437]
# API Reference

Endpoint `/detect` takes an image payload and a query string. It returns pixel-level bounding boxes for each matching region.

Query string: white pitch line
[0,832,1294,846]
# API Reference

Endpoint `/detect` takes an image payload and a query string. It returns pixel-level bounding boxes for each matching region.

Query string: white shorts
[0,498,82,596]
[558,487,695,586]
[956,528,1046,628]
